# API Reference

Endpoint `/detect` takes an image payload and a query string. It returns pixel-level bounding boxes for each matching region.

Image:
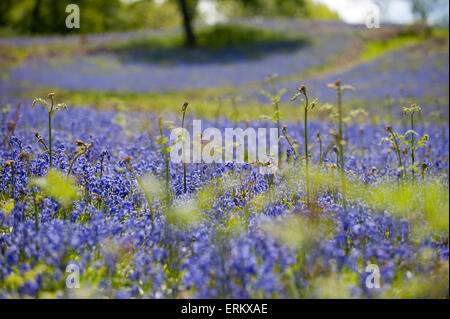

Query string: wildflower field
[0,16,449,299]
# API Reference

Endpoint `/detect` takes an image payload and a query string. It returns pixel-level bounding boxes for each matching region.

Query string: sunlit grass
[361,33,424,61]
[26,86,448,126]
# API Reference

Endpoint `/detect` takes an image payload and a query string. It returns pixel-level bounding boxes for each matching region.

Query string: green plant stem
[390,131,404,186]
[331,168,336,204]
[411,113,415,184]
[67,152,83,177]
[100,157,104,179]
[48,111,52,169]
[84,174,90,204]
[10,165,15,200]
[304,102,308,168]
[159,123,170,207]
[164,148,170,205]
[360,129,364,157]
[337,89,346,207]
[304,103,310,205]
[318,135,323,166]
[283,132,297,159]
[181,111,187,193]
[33,194,39,232]
[275,102,281,164]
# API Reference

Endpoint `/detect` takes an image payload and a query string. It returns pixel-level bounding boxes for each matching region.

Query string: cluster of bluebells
[0,97,448,298]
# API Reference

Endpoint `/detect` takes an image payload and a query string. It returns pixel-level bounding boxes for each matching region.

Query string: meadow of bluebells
[254,45,449,110]
[0,19,355,96]
[0,93,448,298]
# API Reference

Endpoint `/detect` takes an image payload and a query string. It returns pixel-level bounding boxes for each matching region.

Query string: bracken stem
[48,111,52,169]
[390,131,404,187]
[275,101,281,164]
[411,113,415,184]
[337,89,346,208]
[304,101,310,206]
[181,108,187,193]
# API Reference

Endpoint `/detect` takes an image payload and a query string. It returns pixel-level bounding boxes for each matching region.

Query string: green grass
[361,33,425,61]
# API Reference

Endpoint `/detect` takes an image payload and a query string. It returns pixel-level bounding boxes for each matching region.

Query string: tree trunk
[0,0,12,27]
[30,0,42,33]
[178,0,197,47]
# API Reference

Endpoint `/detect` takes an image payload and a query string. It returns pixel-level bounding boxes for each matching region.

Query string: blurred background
[0,0,448,35]
[0,0,449,122]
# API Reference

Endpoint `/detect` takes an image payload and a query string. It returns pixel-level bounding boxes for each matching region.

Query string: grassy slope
[12,26,450,124]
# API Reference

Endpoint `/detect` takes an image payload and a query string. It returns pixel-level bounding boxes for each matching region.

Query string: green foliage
[383,260,449,298]
[381,123,429,183]
[33,93,68,169]
[166,202,202,228]
[32,96,67,115]
[0,199,15,216]
[400,130,429,153]
[157,116,173,208]
[262,215,330,249]
[0,0,181,35]
[104,24,307,59]
[362,33,425,61]
[32,169,79,207]
[303,1,340,20]
[220,0,339,20]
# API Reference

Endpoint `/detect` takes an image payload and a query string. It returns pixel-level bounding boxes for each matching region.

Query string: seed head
[5,160,15,168]
[75,139,85,147]
[19,152,29,161]
[402,147,407,155]
[6,121,15,132]
[34,194,44,206]
[330,129,339,139]
[298,85,307,96]
[123,156,133,165]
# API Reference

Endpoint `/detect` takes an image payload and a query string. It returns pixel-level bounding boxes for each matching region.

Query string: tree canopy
[0,0,339,45]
